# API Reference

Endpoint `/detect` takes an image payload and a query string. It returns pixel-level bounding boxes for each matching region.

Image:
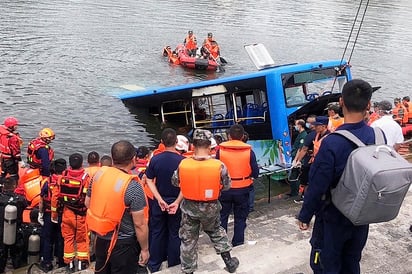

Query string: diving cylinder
[28,233,40,264]
[3,204,17,245]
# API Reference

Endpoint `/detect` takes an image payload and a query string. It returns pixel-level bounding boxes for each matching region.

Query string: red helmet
[4,117,19,128]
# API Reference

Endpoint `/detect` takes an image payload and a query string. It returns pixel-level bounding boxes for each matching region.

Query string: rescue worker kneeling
[59,153,90,272]
[172,129,239,274]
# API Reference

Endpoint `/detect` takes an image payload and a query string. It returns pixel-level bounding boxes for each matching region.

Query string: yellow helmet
[39,128,55,140]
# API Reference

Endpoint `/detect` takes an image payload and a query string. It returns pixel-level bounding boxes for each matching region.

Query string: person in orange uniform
[393,97,408,126]
[38,159,67,271]
[325,103,344,132]
[85,141,149,274]
[402,96,412,124]
[0,117,23,182]
[27,128,55,177]
[183,30,198,57]
[172,129,239,274]
[216,124,259,247]
[59,153,90,272]
[85,151,100,180]
[308,116,330,164]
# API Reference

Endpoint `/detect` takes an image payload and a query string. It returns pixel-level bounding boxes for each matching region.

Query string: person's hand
[139,249,149,266]
[298,220,309,231]
[167,202,179,215]
[292,160,301,168]
[157,199,168,211]
[37,212,44,226]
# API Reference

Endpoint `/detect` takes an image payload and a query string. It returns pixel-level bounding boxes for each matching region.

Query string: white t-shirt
[370,115,404,147]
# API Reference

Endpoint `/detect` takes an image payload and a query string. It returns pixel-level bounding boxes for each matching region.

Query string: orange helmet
[4,117,19,128]
[39,128,55,140]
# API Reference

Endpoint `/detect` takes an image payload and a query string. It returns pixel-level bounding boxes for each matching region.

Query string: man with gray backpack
[297,79,412,274]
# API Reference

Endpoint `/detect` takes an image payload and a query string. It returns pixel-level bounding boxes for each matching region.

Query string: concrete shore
[18,191,412,274]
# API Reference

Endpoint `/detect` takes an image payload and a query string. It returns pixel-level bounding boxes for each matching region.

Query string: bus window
[285,86,306,107]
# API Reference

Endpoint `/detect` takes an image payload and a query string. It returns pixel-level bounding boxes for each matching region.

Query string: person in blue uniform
[297,79,378,274]
[216,124,259,247]
[145,128,185,272]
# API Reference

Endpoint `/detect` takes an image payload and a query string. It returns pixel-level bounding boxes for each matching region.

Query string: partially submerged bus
[118,44,352,168]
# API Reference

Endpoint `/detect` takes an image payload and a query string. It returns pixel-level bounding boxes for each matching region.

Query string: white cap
[176,135,189,152]
[210,137,217,148]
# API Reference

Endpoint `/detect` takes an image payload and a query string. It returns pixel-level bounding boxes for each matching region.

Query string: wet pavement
[15,191,412,274]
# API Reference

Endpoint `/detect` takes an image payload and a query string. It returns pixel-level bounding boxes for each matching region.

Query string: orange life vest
[309,132,328,163]
[0,126,19,159]
[58,168,89,212]
[328,116,344,132]
[184,35,197,50]
[179,158,222,201]
[85,165,100,180]
[21,168,46,207]
[86,166,134,236]
[368,112,380,126]
[219,140,252,188]
[27,138,54,169]
[209,44,220,59]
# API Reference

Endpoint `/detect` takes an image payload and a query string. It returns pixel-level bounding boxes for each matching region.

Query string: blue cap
[312,116,329,126]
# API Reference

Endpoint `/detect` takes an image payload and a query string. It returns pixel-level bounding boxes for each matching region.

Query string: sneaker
[294,196,304,204]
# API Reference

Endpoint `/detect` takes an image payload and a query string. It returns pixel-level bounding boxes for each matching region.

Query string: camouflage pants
[179,205,232,273]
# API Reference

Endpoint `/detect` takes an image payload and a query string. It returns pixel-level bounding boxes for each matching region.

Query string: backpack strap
[332,130,365,147]
[333,127,386,147]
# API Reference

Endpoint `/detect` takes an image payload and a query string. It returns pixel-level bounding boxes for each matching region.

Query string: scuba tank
[3,203,17,245]
[27,229,40,265]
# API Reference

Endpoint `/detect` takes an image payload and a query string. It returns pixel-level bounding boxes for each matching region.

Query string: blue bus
[118,45,352,168]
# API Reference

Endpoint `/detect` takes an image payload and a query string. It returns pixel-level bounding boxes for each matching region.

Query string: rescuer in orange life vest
[183,30,198,57]
[27,128,55,177]
[216,124,259,247]
[85,140,149,274]
[59,153,90,272]
[172,129,239,274]
[0,116,23,182]
[38,158,67,272]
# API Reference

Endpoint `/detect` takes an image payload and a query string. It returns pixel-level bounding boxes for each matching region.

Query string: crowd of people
[0,79,409,274]
[0,119,258,273]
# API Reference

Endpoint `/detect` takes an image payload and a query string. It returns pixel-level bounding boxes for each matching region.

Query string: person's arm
[293,146,308,165]
[132,209,149,265]
[250,151,259,178]
[146,178,168,211]
[220,163,231,191]
[84,179,93,208]
[167,192,183,215]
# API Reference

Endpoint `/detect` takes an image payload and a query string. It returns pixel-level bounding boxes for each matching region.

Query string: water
[1,0,412,158]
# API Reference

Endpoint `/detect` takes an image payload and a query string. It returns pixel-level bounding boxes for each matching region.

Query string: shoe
[294,196,304,204]
[66,261,75,273]
[221,252,239,273]
[79,260,89,270]
[136,264,148,274]
[40,261,53,272]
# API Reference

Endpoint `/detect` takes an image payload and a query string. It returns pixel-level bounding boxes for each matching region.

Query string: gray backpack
[331,128,412,226]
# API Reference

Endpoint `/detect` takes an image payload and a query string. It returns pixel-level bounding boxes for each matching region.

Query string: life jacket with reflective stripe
[184,35,197,50]
[309,132,328,163]
[86,166,134,236]
[22,171,46,207]
[58,169,89,212]
[27,138,54,169]
[219,140,252,188]
[43,174,61,213]
[179,158,222,201]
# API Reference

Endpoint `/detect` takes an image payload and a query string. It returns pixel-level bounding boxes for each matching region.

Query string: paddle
[219,56,228,64]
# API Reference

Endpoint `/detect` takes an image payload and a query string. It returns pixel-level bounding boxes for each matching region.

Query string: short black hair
[136,146,150,159]
[161,128,177,147]
[87,151,100,164]
[2,177,17,192]
[50,158,67,175]
[100,155,113,166]
[228,124,245,140]
[69,153,83,169]
[342,79,372,112]
[111,140,136,165]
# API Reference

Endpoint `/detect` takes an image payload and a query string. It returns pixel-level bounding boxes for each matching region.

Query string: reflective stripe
[77,251,89,257]
[51,206,57,212]
[64,252,75,258]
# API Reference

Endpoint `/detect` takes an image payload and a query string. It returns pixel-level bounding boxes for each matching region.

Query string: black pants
[94,236,141,274]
